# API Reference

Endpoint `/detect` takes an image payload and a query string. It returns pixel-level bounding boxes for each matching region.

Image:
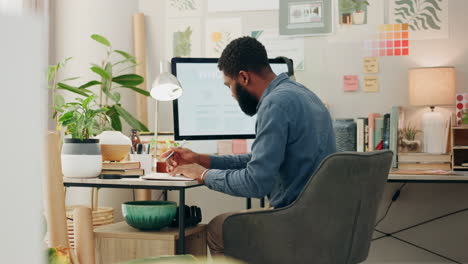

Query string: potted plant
[339,0,354,25]
[399,124,421,152]
[57,94,108,178]
[50,34,150,133]
[352,0,369,25]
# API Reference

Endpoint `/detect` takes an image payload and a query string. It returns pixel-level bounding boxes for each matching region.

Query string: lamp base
[421,109,448,154]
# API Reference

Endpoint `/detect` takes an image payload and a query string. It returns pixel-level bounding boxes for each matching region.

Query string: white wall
[0,14,46,263]
[52,0,139,221]
[139,0,468,263]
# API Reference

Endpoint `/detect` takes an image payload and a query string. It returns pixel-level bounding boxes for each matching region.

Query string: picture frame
[279,0,333,36]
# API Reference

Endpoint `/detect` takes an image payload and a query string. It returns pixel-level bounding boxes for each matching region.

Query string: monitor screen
[172,58,289,140]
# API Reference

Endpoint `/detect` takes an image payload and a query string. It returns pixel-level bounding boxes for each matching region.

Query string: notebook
[141,173,196,181]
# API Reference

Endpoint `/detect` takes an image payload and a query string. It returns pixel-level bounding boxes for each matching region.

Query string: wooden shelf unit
[451,126,468,170]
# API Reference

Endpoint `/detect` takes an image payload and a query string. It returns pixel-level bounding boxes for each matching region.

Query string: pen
[163,140,187,162]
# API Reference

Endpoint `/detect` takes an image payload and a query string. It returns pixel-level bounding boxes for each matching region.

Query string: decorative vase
[61,138,102,178]
[401,139,420,152]
[333,119,357,152]
[352,11,366,25]
[95,131,132,161]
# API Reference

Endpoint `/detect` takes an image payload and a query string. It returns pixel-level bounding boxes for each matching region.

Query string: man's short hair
[218,36,270,78]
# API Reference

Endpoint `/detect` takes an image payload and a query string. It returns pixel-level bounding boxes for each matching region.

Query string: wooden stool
[94,222,206,264]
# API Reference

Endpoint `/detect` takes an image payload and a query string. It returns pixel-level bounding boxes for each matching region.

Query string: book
[398,153,451,163]
[141,173,195,181]
[356,118,366,152]
[374,117,384,150]
[102,161,141,170]
[389,106,401,168]
[383,113,391,149]
[101,168,144,176]
[364,119,369,151]
[368,113,381,151]
[398,162,451,170]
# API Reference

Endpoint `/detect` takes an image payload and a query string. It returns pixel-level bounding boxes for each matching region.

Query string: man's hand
[161,147,200,172]
[168,164,206,184]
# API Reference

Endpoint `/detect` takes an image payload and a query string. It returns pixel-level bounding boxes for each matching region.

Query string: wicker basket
[66,206,114,248]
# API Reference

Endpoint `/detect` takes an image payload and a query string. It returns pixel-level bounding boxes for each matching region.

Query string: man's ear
[238,71,249,85]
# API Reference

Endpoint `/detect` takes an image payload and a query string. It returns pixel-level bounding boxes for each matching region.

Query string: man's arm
[203,103,289,198]
[209,154,252,170]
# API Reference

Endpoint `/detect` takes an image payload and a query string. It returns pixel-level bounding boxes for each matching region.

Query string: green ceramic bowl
[122,201,177,230]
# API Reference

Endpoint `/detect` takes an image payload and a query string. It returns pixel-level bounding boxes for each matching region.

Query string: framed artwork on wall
[279,0,333,36]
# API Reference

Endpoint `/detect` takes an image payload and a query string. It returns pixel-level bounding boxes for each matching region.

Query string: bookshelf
[451,126,468,170]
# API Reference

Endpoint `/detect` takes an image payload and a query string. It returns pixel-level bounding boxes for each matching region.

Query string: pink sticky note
[344,75,359,92]
[217,141,233,155]
[232,139,247,154]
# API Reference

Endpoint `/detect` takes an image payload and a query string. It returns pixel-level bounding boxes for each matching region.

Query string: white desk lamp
[150,62,183,143]
[408,67,455,154]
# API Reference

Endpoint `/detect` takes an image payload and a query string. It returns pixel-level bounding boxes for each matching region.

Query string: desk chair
[223,151,393,264]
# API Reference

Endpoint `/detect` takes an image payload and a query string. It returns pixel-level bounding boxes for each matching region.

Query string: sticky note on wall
[232,139,247,154]
[217,141,233,155]
[343,75,359,92]
[363,57,379,74]
[363,76,379,92]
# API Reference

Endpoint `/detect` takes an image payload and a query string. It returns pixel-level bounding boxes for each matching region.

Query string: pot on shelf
[61,138,102,178]
[352,11,366,25]
[95,131,132,162]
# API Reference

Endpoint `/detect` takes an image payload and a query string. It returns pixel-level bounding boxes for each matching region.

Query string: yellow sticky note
[363,76,379,92]
[363,57,379,74]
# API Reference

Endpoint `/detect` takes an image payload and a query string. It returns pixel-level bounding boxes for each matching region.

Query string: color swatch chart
[364,24,410,57]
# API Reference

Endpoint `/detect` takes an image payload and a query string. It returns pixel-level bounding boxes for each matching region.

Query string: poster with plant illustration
[205,18,242,57]
[338,0,369,25]
[166,18,202,60]
[166,0,202,18]
[389,0,448,39]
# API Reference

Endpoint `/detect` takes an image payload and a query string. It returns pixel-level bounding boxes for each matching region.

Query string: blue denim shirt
[204,73,336,208]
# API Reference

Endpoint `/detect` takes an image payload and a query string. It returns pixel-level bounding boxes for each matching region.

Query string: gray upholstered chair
[223,151,393,264]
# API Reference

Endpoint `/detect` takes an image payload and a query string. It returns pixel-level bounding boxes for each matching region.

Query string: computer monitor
[172,57,289,140]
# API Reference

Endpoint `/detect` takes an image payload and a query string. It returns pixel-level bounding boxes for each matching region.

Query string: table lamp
[150,61,183,143]
[408,66,455,154]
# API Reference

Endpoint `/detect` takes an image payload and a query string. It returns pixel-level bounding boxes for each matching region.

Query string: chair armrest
[223,207,294,259]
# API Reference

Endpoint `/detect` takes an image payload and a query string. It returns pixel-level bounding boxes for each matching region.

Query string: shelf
[453,146,468,149]
[452,126,468,130]
[453,166,468,170]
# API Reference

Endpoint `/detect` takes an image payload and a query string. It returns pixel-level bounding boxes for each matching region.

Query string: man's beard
[235,82,259,116]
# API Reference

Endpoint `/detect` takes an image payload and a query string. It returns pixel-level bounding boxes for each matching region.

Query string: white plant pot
[352,11,366,25]
[61,138,102,178]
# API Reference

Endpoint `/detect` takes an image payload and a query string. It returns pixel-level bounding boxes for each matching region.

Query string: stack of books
[101,161,144,178]
[397,153,451,170]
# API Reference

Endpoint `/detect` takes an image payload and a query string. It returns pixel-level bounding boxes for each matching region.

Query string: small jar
[130,129,141,150]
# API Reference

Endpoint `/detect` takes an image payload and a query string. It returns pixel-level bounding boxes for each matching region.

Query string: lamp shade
[408,67,456,106]
[150,72,183,101]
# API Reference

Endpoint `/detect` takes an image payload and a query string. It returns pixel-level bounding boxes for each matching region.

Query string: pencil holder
[130,154,153,175]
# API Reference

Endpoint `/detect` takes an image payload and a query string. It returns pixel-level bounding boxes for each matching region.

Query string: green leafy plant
[399,124,421,140]
[339,0,355,13]
[170,0,197,11]
[394,0,442,30]
[352,0,369,12]
[56,94,109,140]
[50,34,150,133]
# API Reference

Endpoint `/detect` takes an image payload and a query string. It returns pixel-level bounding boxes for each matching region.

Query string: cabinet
[451,126,468,170]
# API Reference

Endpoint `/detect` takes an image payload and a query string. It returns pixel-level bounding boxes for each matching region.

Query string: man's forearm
[197,154,211,168]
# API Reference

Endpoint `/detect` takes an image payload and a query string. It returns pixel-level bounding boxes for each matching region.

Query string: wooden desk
[63,177,203,255]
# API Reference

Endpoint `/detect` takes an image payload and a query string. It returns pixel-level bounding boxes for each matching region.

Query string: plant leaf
[53,94,65,108]
[112,74,144,86]
[91,66,111,79]
[79,80,101,89]
[107,106,122,131]
[420,13,440,30]
[114,104,149,131]
[61,76,80,82]
[58,111,74,122]
[48,65,56,83]
[57,83,89,97]
[82,95,95,109]
[119,86,150,96]
[91,34,111,47]
[114,50,136,64]
[113,92,121,103]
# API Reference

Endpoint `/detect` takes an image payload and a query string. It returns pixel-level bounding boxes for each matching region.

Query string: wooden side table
[94,222,206,264]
